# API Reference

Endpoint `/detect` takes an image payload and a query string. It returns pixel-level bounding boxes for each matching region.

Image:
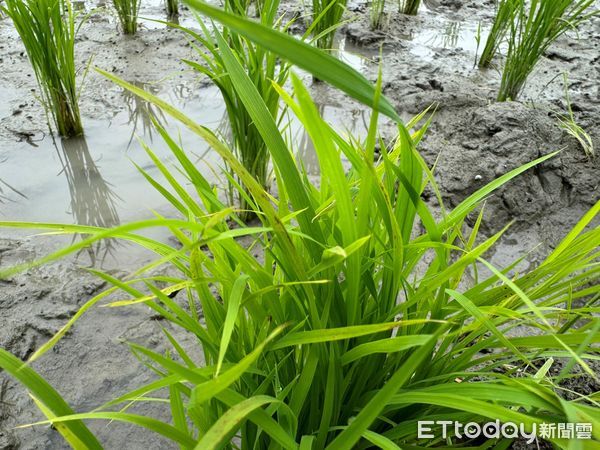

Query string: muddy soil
[0,0,599,448]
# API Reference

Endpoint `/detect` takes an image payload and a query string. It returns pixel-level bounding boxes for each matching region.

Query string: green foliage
[1,0,84,137]
[0,4,599,450]
[557,74,594,158]
[175,0,288,221]
[497,0,596,101]
[478,0,522,68]
[113,0,141,34]
[184,0,399,120]
[311,0,348,52]
[370,0,386,30]
[399,0,420,15]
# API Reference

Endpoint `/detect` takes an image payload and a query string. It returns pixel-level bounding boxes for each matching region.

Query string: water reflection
[439,21,461,48]
[337,37,376,72]
[0,157,27,207]
[57,136,121,265]
[122,81,167,149]
[407,19,481,55]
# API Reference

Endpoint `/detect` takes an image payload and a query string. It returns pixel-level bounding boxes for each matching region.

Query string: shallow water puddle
[402,5,486,60]
[409,20,481,54]
[338,36,379,72]
[0,82,227,267]
[0,79,380,268]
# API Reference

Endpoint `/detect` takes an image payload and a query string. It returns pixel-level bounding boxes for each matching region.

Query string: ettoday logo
[417,420,593,444]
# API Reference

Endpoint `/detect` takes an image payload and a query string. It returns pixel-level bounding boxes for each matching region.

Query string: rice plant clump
[497,0,596,101]
[370,0,386,30]
[181,0,288,220]
[399,0,420,15]
[113,0,141,34]
[166,0,178,18]
[2,0,84,137]
[312,0,348,52]
[478,0,523,68]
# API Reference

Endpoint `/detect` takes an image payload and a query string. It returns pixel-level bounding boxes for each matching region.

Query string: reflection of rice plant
[370,0,386,30]
[425,21,461,48]
[113,0,141,34]
[497,0,596,101]
[58,136,121,265]
[0,159,27,206]
[399,0,420,15]
[166,0,178,18]
[442,21,460,47]
[557,75,594,159]
[122,81,167,148]
[2,0,84,137]
[312,0,348,52]
[479,0,522,68]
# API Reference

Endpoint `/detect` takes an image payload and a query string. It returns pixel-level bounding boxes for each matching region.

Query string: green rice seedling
[474,22,482,66]
[224,0,251,16]
[166,0,178,18]
[113,0,141,34]
[557,74,594,158]
[478,0,523,68]
[497,0,596,101]
[369,0,386,30]
[311,0,348,52]
[175,0,289,220]
[398,0,420,15]
[1,0,84,137]
[1,5,599,448]
[558,114,594,158]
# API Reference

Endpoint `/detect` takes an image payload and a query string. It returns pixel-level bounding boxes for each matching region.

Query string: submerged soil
[0,0,599,448]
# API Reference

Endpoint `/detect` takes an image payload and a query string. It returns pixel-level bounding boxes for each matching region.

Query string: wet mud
[0,0,599,447]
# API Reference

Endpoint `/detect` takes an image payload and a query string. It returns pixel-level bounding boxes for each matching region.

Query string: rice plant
[398,0,420,15]
[166,0,178,18]
[557,74,594,158]
[1,0,84,137]
[113,0,141,34]
[369,0,386,30]
[497,0,596,101]
[224,0,251,16]
[478,0,523,68]
[177,0,289,220]
[311,0,348,52]
[0,5,599,448]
